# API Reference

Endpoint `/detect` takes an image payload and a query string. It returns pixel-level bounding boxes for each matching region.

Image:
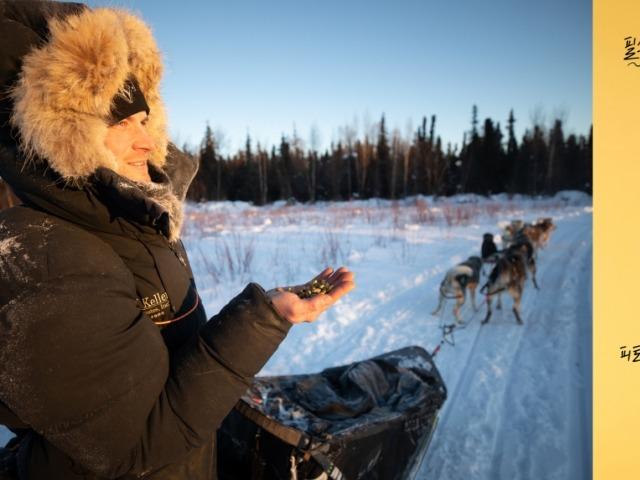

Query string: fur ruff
[120,177,184,242]
[9,8,168,180]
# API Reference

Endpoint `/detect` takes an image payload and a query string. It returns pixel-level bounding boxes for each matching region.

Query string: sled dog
[521,217,556,249]
[506,238,538,289]
[432,256,483,324]
[505,217,556,251]
[501,220,524,247]
[481,244,529,325]
[481,233,499,263]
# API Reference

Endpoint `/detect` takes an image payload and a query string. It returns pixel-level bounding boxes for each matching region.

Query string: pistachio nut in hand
[266,267,356,324]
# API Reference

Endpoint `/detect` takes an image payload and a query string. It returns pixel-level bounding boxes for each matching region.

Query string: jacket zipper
[166,239,187,268]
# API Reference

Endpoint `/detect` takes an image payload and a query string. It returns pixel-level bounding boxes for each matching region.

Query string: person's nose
[133,123,154,153]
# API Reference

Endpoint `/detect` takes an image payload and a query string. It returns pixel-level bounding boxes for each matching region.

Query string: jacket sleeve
[0,223,291,478]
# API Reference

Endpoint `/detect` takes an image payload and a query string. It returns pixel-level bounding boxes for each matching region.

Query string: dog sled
[218,346,447,480]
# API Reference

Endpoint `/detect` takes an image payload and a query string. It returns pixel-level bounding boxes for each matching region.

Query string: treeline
[187,107,591,204]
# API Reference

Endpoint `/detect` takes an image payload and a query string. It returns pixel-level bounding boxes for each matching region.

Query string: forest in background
[187,106,592,204]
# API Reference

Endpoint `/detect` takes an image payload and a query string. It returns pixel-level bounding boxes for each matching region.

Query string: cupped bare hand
[266,267,355,324]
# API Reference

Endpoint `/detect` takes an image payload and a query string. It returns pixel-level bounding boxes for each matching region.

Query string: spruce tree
[376,114,390,198]
[190,124,218,201]
[278,135,293,200]
[506,110,519,194]
[546,119,566,193]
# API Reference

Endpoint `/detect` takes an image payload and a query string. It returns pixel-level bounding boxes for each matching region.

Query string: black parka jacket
[0,3,291,479]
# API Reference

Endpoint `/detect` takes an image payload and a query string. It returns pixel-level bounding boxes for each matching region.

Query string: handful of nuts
[289,279,333,299]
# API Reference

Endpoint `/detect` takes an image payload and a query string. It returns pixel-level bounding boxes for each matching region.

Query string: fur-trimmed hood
[0,2,198,241]
[9,6,168,180]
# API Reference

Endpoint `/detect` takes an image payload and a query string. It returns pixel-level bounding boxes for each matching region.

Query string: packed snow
[0,192,592,479]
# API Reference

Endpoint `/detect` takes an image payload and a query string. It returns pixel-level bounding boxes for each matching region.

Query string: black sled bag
[218,346,447,480]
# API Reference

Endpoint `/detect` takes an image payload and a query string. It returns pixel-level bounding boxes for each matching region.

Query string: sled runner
[218,346,447,480]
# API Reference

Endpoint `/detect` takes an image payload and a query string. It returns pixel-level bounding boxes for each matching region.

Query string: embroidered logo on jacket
[139,291,171,321]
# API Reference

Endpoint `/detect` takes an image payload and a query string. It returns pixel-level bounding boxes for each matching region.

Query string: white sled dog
[432,256,483,324]
[501,219,525,247]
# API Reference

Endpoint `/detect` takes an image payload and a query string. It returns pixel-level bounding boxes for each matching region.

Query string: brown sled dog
[481,244,529,325]
[521,217,556,250]
[432,256,483,324]
[507,238,538,290]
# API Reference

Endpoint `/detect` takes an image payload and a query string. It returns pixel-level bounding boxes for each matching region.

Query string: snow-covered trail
[417,213,592,480]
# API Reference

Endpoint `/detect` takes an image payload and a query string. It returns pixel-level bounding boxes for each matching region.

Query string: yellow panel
[594,0,640,477]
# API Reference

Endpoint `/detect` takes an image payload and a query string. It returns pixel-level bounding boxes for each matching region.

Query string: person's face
[104,111,153,183]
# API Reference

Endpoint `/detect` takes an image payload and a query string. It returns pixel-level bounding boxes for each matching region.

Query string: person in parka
[0,2,355,479]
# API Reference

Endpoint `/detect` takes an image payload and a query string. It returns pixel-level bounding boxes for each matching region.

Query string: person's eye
[117,120,128,128]
[141,118,149,126]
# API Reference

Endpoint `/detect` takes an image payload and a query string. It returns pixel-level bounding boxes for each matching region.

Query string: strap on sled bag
[234,401,347,480]
[235,401,311,449]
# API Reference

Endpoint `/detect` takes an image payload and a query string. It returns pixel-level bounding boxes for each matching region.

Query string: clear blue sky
[86,0,591,154]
